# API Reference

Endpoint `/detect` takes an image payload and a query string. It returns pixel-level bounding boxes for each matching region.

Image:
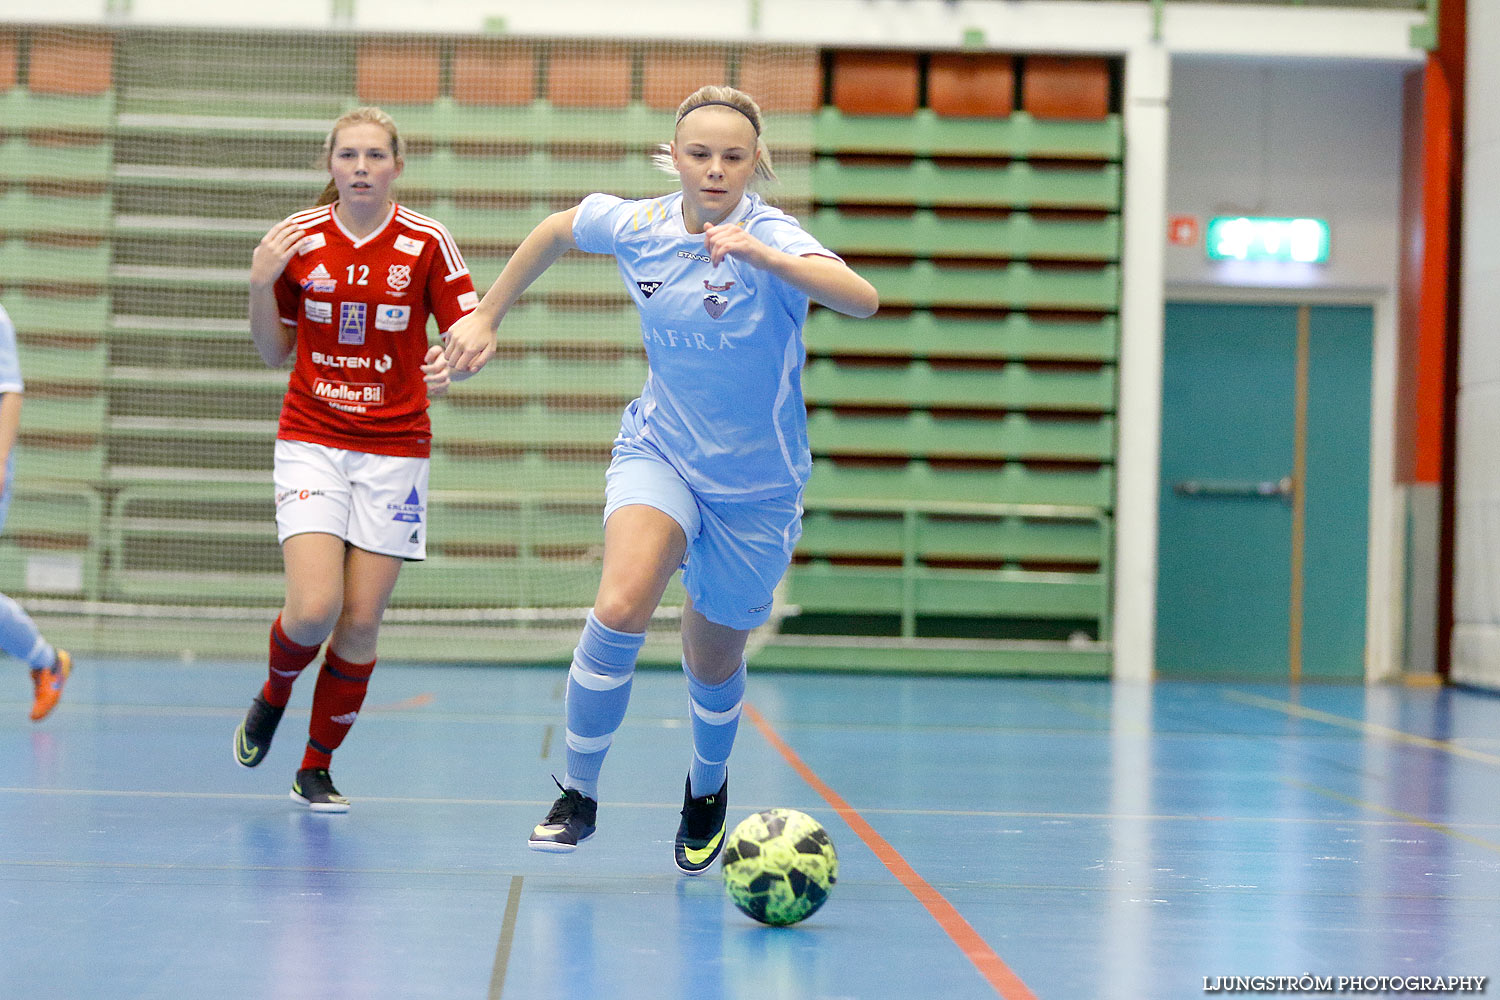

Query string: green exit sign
[1206,217,1330,264]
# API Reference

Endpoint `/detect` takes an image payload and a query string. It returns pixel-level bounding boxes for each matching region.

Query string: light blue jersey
[0,303,55,673]
[0,305,23,397]
[573,191,838,501]
[0,304,23,527]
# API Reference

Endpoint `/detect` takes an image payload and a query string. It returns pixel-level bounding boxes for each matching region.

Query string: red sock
[262,615,321,708]
[301,648,375,771]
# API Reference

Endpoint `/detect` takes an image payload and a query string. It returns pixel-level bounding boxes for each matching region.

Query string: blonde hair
[653,85,777,185]
[314,106,404,207]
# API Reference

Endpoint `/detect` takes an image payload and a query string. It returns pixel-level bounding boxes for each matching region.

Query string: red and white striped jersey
[272,202,478,458]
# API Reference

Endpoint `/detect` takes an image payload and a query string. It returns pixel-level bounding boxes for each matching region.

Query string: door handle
[1173,476,1293,499]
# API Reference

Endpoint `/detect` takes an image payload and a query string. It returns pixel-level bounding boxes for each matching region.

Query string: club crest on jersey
[387,264,412,292]
[637,280,663,299]
[702,279,735,319]
[338,302,366,345]
[388,487,424,524]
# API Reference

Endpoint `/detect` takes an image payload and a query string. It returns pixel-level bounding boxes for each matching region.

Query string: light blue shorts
[604,440,803,631]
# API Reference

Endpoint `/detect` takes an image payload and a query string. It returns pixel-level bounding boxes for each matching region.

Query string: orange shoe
[30,648,71,721]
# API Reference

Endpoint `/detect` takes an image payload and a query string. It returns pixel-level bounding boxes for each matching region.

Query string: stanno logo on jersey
[703,279,735,319]
[393,235,425,256]
[387,264,412,292]
[338,302,366,345]
[637,280,663,298]
[388,486,424,523]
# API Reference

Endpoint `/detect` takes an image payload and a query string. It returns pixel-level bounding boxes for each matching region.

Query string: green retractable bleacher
[758,51,1120,675]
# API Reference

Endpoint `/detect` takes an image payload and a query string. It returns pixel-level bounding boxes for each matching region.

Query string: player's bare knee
[333,609,382,649]
[591,593,653,635]
[282,595,341,639]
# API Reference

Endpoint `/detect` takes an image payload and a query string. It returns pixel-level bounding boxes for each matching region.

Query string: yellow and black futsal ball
[722,808,838,925]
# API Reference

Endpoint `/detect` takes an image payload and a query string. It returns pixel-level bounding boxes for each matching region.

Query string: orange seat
[0,31,18,92]
[738,48,821,114]
[356,40,441,105]
[1022,56,1111,120]
[547,43,631,109]
[452,40,535,107]
[831,51,919,116]
[28,31,112,96]
[642,49,728,112]
[928,54,1014,118]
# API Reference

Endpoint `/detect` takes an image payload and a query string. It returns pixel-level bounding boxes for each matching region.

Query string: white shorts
[274,439,430,560]
[604,440,803,631]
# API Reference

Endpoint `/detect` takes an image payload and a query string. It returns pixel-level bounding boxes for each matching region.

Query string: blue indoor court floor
[2,659,1499,1000]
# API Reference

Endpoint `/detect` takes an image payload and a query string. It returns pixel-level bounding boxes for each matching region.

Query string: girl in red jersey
[233,107,479,812]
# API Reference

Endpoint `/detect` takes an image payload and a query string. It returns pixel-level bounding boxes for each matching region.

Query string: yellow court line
[1287,779,1500,855]
[1225,690,1500,769]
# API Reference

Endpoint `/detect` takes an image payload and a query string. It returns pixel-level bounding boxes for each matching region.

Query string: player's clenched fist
[702,222,772,269]
[443,310,498,375]
[421,344,452,400]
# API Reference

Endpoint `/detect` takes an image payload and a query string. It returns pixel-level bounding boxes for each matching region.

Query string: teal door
[1156,302,1371,679]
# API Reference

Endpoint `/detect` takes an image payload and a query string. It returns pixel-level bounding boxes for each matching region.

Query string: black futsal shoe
[234,694,285,768]
[674,774,728,875]
[529,777,598,852]
[290,767,351,813]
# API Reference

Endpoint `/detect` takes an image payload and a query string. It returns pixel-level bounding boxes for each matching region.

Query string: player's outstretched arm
[445,208,580,374]
[0,391,20,496]
[702,223,879,319]
[249,219,307,367]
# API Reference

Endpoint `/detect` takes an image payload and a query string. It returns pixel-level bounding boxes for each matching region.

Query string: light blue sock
[562,611,645,802]
[685,659,746,798]
[0,593,54,670]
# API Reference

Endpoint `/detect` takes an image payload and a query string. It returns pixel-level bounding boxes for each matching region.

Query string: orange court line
[369,692,436,711]
[744,701,1038,1000]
